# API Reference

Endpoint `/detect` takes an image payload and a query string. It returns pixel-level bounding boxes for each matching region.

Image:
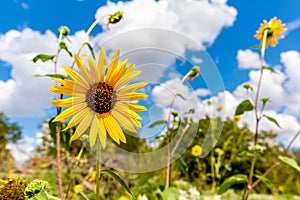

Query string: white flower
[179,189,189,200]
[188,187,200,200]
[138,194,148,200]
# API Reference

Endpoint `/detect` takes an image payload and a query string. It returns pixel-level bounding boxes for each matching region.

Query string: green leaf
[100,169,135,199]
[278,156,300,172]
[148,120,167,128]
[32,54,55,63]
[217,174,247,194]
[161,187,180,200]
[263,114,281,128]
[35,190,48,200]
[59,41,73,57]
[176,158,189,177]
[255,175,271,186]
[262,66,278,74]
[238,151,253,157]
[250,45,261,49]
[83,42,96,59]
[235,100,254,115]
[175,93,186,100]
[34,74,68,80]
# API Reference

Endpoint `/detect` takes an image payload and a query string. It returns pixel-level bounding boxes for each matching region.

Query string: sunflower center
[85,82,117,114]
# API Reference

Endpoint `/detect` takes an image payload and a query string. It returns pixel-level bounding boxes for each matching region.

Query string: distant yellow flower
[278,185,284,192]
[49,47,148,148]
[87,170,97,182]
[118,196,131,200]
[9,157,14,164]
[217,105,223,112]
[74,184,83,194]
[233,115,240,122]
[207,100,212,106]
[191,145,202,157]
[255,17,287,48]
[215,148,224,155]
[8,169,14,176]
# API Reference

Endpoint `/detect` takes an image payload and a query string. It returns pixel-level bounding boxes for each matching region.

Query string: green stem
[70,14,110,69]
[47,193,62,200]
[96,143,101,200]
[244,29,269,200]
[165,73,190,187]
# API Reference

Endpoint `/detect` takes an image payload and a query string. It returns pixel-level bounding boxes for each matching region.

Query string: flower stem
[244,29,268,200]
[165,73,189,187]
[96,143,101,200]
[70,14,110,69]
[54,31,64,199]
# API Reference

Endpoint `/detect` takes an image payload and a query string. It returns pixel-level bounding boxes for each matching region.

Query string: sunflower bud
[58,26,70,36]
[187,66,200,80]
[108,11,123,25]
[24,179,49,198]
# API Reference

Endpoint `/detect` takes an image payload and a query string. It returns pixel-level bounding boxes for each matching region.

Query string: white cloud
[191,56,203,64]
[0,28,90,117]
[236,49,261,69]
[195,88,210,97]
[6,136,36,167]
[286,18,300,35]
[21,3,29,9]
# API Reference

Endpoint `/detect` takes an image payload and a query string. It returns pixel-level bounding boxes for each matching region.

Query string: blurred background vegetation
[0,110,299,199]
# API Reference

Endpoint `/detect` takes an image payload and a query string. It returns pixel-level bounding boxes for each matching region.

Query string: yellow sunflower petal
[105,49,120,81]
[114,102,142,120]
[106,59,128,86]
[62,117,76,131]
[116,82,147,95]
[114,70,142,89]
[124,64,135,74]
[50,98,73,107]
[98,47,107,82]
[53,107,73,122]
[128,103,147,112]
[97,118,107,148]
[75,54,94,85]
[52,78,74,88]
[63,66,89,90]
[86,54,100,82]
[131,118,142,128]
[70,110,94,141]
[89,116,98,147]
[117,92,148,101]
[112,109,137,133]
[49,86,72,96]
[103,115,126,144]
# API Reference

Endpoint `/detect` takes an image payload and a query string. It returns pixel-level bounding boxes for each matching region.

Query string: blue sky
[1,0,300,154]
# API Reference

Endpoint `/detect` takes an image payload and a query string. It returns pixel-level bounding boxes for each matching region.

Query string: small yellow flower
[9,157,14,164]
[278,185,284,192]
[215,148,224,155]
[207,100,212,106]
[87,170,97,182]
[191,145,202,157]
[255,17,287,48]
[8,169,14,176]
[74,184,83,194]
[233,115,240,122]
[217,105,223,112]
[118,196,131,200]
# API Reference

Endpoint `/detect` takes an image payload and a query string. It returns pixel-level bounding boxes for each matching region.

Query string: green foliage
[235,99,254,115]
[262,66,278,73]
[32,54,55,63]
[217,174,247,194]
[59,41,72,57]
[34,74,68,79]
[100,169,135,199]
[263,114,281,128]
[279,156,300,172]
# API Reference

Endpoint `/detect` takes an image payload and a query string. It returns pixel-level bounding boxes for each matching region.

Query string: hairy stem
[96,143,101,200]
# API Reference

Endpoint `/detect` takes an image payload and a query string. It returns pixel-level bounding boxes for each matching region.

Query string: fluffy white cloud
[6,136,36,167]
[236,49,261,69]
[0,28,90,117]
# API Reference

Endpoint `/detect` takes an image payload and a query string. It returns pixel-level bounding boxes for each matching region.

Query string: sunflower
[49,47,148,148]
[254,17,287,48]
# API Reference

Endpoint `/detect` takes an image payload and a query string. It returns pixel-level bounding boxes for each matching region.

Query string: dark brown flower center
[86,82,117,114]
